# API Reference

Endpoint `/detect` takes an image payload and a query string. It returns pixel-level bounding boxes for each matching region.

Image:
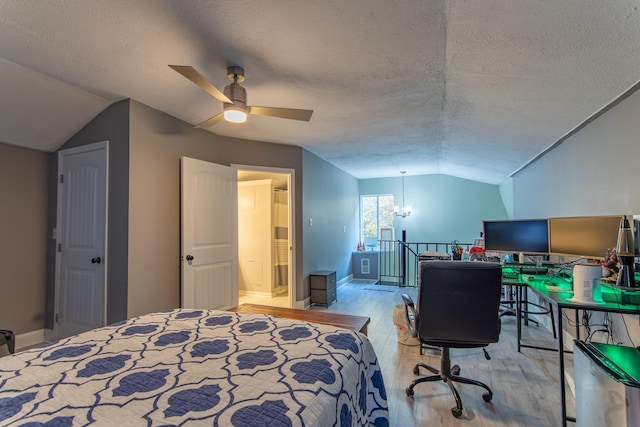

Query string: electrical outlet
[309,218,312,227]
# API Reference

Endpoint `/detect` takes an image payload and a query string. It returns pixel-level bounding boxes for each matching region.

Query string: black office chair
[402,261,502,418]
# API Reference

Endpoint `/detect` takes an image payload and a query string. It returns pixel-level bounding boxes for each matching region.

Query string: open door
[181,157,238,309]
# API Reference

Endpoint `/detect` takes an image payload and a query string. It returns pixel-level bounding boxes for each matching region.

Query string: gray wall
[302,150,360,295]
[510,86,640,219]
[509,85,640,346]
[128,100,305,316]
[0,143,48,334]
[359,174,508,244]
[6,98,358,334]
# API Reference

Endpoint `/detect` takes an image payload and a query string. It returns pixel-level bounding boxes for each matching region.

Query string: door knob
[186,255,194,261]
[91,257,101,264]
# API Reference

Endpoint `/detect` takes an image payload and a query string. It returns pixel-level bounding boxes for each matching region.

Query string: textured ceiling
[0,1,638,184]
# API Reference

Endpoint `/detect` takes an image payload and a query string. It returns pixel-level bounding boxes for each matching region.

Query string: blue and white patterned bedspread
[0,309,388,426]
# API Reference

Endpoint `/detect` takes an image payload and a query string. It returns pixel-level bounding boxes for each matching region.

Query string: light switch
[309,218,312,227]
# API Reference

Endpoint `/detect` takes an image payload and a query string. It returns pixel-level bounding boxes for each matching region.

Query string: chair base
[405,348,493,418]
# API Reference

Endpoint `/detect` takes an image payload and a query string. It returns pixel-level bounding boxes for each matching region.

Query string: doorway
[235,165,295,308]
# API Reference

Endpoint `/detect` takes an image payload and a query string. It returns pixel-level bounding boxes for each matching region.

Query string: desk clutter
[501,262,640,306]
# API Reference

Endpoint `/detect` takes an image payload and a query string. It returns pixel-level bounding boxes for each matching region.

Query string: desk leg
[516,284,522,352]
[557,304,578,425]
[523,285,529,327]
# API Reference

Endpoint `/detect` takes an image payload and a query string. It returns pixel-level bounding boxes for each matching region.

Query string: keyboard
[520,267,548,276]
[502,272,519,281]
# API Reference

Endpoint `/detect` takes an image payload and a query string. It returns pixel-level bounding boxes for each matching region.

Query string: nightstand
[310,270,337,307]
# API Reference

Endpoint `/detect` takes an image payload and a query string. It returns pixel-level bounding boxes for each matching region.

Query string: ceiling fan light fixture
[223,105,247,123]
[170,64,313,127]
[223,79,248,123]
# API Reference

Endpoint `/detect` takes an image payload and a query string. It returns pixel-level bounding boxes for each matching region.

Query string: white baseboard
[297,297,310,309]
[337,274,353,288]
[15,329,47,351]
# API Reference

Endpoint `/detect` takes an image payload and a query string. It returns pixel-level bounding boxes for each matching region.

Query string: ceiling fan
[169,65,313,128]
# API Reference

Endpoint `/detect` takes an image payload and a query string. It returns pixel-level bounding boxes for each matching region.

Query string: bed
[0,309,388,426]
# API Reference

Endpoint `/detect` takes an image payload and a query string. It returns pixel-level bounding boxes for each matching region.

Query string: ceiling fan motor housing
[223,82,247,110]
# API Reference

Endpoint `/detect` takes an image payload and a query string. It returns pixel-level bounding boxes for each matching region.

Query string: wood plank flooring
[308,280,573,427]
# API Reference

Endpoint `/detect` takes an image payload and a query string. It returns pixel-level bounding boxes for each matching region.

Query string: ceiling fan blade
[248,106,313,122]
[169,65,232,104]
[195,112,224,128]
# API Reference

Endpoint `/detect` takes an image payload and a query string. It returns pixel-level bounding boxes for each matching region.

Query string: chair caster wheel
[405,387,414,397]
[451,407,463,418]
[452,365,461,376]
[482,392,492,402]
[413,366,420,375]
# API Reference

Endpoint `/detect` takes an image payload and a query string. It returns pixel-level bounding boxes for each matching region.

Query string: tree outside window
[360,194,394,247]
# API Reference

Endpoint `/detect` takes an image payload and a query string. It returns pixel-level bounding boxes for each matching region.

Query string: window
[360,194,394,247]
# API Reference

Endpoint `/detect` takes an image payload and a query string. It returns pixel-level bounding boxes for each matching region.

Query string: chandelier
[394,171,411,218]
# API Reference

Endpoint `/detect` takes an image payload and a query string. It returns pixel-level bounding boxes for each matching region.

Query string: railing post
[400,230,407,286]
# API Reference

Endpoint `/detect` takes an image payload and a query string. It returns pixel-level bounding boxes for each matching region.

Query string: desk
[227,303,371,336]
[507,275,640,427]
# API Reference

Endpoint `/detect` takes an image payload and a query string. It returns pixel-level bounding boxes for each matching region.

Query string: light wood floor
[309,280,573,427]
[239,292,290,307]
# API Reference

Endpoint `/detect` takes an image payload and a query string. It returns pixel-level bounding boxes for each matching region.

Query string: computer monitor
[634,216,640,257]
[548,215,621,259]
[483,219,549,254]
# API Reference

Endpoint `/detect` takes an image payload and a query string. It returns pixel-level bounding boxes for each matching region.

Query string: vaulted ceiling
[1,1,638,184]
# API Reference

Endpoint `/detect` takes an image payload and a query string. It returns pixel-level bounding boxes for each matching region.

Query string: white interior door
[55,141,108,339]
[181,157,238,309]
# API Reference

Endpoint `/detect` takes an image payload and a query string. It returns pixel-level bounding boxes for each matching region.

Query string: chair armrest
[401,294,418,338]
